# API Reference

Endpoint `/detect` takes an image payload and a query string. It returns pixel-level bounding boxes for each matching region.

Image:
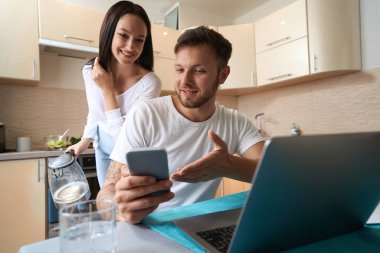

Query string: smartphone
[126,147,170,196]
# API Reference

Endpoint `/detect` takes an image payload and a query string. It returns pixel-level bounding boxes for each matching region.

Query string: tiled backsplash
[0,83,236,150]
[0,85,88,150]
[239,68,380,137]
[1,67,379,150]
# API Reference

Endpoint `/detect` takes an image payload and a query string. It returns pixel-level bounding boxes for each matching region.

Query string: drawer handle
[268,73,292,81]
[266,36,291,47]
[63,35,94,43]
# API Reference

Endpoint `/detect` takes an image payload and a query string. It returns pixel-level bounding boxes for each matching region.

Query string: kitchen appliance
[0,123,5,153]
[48,153,99,227]
[47,151,91,208]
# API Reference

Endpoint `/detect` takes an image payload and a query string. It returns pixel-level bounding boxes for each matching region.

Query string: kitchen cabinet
[256,37,309,85]
[222,178,251,196]
[307,0,361,74]
[0,159,46,253]
[218,24,257,89]
[38,0,104,51]
[215,178,251,198]
[152,24,180,92]
[0,0,40,81]
[255,0,361,86]
[154,57,175,92]
[255,0,307,54]
[152,24,180,60]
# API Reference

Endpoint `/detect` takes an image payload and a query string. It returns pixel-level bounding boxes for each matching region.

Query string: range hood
[39,39,98,59]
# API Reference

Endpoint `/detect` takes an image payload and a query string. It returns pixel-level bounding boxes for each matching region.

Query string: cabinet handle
[267,73,292,81]
[153,50,161,54]
[38,159,41,182]
[266,36,291,47]
[32,59,36,79]
[250,72,255,86]
[313,54,318,72]
[63,35,94,43]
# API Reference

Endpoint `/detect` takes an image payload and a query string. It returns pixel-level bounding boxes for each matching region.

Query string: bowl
[45,135,70,150]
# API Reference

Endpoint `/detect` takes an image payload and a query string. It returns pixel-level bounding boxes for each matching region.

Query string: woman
[67,1,161,187]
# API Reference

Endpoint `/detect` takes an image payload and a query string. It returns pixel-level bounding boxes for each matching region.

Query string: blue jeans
[94,126,115,188]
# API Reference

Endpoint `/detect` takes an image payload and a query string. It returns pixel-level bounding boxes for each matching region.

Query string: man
[97,26,265,224]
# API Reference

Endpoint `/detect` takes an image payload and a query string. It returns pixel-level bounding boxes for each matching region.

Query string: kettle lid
[49,151,75,169]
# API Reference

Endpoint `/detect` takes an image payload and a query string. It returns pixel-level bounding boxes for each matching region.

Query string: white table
[18,222,192,253]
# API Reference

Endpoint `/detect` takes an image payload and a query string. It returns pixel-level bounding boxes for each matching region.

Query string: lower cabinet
[0,159,46,252]
[215,178,251,198]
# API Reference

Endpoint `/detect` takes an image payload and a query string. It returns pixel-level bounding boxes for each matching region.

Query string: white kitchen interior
[0,0,379,252]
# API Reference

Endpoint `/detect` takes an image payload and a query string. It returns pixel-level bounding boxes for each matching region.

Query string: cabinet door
[307,0,361,74]
[38,0,104,48]
[154,57,175,92]
[218,24,256,89]
[255,0,307,53]
[256,37,309,86]
[152,24,180,60]
[0,159,46,253]
[221,178,251,196]
[0,0,39,81]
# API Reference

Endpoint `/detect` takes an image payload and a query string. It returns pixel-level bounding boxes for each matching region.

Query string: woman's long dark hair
[86,1,153,71]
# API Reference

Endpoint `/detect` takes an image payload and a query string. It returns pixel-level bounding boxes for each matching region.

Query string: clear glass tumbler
[59,199,116,253]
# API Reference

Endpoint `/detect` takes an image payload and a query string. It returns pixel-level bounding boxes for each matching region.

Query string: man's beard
[176,82,219,109]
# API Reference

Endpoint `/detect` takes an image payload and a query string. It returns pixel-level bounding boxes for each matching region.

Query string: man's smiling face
[174,44,224,109]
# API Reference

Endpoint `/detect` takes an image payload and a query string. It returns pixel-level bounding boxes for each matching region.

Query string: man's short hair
[174,26,232,70]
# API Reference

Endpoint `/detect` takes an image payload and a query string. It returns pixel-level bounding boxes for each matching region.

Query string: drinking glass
[59,199,116,253]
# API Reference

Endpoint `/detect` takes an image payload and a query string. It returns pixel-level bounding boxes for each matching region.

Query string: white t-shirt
[81,64,162,141]
[111,95,263,211]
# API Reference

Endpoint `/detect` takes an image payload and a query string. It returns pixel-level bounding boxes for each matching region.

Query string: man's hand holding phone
[114,148,173,224]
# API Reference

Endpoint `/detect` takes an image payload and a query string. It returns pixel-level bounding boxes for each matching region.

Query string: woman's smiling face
[111,14,147,66]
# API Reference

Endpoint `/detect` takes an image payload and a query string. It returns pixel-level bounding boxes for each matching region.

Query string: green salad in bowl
[45,135,70,150]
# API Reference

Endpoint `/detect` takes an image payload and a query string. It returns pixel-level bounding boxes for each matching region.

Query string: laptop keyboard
[196,225,236,253]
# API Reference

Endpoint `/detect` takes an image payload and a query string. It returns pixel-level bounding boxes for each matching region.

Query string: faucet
[254,113,265,134]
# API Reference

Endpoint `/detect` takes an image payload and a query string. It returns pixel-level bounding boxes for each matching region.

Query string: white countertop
[0,149,95,161]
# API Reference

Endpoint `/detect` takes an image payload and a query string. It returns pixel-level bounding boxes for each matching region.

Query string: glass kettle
[48,151,91,208]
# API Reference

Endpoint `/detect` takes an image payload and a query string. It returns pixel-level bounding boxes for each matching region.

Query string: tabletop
[18,222,191,253]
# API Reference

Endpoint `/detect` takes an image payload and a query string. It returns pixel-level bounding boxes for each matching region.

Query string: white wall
[179,2,233,29]
[360,0,380,69]
[234,0,296,24]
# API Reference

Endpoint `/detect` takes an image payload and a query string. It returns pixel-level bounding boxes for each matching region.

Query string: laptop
[174,132,380,253]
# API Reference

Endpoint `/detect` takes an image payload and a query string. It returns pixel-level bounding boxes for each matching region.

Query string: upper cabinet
[38,0,104,52]
[255,0,307,54]
[218,24,256,89]
[307,0,361,74]
[151,24,179,60]
[151,24,180,92]
[256,37,309,85]
[0,0,40,82]
[255,0,361,87]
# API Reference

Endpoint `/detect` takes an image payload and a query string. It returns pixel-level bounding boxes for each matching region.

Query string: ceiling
[62,0,269,24]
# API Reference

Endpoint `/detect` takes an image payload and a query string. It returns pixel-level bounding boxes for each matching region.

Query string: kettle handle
[65,149,75,157]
